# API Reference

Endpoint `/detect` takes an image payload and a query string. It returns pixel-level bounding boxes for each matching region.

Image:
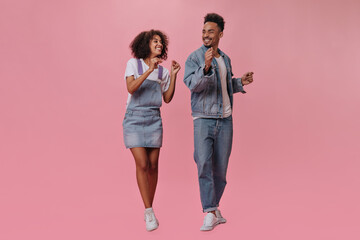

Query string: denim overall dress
[123,59,164,148]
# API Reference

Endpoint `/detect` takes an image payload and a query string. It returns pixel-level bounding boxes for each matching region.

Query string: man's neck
[212,46,220,58]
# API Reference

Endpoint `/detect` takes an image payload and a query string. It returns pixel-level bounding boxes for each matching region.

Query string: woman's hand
[148,57,163,71]
[171,60,181,76]
[163,60,181,103]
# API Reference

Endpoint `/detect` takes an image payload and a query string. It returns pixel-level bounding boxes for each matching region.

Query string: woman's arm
[126,58,162,94]
[163,60,181,103]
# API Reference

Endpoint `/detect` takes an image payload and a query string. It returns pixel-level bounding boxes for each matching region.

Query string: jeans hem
[203,206,218,213]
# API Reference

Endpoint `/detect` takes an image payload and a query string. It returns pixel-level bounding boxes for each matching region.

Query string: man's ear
[220,32,224,38]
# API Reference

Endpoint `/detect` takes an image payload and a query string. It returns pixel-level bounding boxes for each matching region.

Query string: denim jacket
[183,45,246,118]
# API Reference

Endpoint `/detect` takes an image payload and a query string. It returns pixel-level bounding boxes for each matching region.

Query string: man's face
[202,22,223,47]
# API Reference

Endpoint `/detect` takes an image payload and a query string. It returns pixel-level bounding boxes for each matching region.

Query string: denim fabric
[127,79,162,111]
[123,109,162,148]
[123,58,164,148]
[193,116,233,212]
[183,45,246,118]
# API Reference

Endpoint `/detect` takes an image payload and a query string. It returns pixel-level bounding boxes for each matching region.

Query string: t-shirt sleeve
[124,59,137,80]
[161,68,171,93]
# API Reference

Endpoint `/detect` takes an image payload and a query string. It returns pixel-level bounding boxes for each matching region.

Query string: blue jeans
[193,116,233,212]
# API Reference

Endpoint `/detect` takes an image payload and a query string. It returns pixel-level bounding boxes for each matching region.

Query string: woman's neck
[143,55,158,66]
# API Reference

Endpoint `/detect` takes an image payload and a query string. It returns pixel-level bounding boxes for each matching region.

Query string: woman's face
[149,35,163,57]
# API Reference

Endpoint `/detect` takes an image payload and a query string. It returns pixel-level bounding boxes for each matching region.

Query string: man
[183,13,254,231]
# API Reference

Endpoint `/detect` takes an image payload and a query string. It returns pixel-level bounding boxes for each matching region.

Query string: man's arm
[183,55,215,93]
[232,72,254,93]
[232,77,247,94]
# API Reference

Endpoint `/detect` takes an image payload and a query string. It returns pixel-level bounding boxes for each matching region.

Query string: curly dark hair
[130,30,168,60]
[204,13,225,32]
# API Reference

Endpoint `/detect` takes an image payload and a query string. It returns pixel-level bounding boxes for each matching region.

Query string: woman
[123,30,181,231]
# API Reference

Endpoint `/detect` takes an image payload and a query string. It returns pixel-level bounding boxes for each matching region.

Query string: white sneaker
[200,212,220,231]
[215,209,227,224]
[144,208,159,231]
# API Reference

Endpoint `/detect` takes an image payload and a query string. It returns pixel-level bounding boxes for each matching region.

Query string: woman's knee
[136,159,149,172]
[149,162,158,171]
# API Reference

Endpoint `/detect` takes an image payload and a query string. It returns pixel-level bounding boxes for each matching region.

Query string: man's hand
[241,72,254,85]
[204,47,214,74]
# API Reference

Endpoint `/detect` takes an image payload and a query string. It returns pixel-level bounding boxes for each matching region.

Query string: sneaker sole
[146,226,158,232]
[146,220,159,231]
[146,224,159,232]
[218,218,227,224]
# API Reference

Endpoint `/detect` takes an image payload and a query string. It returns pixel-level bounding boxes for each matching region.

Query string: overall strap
[158,65,163,80]
[138,58,163,79]
[136,59,143,75]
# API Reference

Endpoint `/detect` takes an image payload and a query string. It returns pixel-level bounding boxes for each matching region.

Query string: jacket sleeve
[183,55,215,93]
[232,77,246,94]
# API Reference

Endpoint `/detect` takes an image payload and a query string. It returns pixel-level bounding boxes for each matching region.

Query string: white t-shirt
[215,56,232,118]
[124,58,171,108]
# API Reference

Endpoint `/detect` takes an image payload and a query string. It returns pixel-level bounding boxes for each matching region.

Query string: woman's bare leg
[130,147,151,208]
[146,148,160,206]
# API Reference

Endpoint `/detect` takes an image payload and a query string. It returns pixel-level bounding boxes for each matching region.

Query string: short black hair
[130,29,168,60]
[204,13,225,32]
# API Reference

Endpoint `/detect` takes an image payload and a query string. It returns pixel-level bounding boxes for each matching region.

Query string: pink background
[1,0,360,239]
